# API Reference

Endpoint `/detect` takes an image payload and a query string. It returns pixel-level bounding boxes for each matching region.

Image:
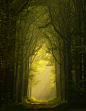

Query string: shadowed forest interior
[0,0,86,111]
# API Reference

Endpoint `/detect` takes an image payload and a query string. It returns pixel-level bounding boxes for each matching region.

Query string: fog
[32,66,56,100]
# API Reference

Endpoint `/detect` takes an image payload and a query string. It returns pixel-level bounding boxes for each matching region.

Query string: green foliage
[1,93,12,105]
[66,80,86,106]
[47,97,61,105]
[1,1,86,110]
[73,45,86,54]
[40,100,47,103]
[27,97,39,103]
[0,103,33,111]
[54,102,70,111]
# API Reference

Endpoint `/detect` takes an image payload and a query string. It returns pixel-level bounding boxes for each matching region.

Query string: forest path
[27,101,56,110]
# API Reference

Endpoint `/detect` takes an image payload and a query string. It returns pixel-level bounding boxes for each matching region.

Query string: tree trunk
[55,60,61,98]
[83,0,86,87]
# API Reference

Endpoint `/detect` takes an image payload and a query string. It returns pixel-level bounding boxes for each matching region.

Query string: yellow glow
[37,60,48,73]
[28,42,56,100]
[32,66,56,100]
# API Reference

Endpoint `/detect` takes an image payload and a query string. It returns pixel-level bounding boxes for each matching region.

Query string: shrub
[27,97,39,103]
[47,96,61,104]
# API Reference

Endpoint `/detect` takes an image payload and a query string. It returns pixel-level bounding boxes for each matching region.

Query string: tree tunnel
[27,42,56,100]
[1,0,86,107]
[14,5,61,101]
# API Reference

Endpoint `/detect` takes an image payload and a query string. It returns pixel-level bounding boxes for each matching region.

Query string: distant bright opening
[27,42,56,100]
[32,65,56,100]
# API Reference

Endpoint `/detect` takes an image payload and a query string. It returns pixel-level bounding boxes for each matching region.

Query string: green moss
[27,97,39,103]
[47,97,61,104]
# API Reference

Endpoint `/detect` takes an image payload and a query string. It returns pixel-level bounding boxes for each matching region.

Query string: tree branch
[44,33,64,66]
[46,0,67,41]
[11,0,32,16]
[15,0,32,15]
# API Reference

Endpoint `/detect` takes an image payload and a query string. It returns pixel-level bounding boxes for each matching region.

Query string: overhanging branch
[46,0,67,41]
[44,33,64,66]
[11,0,32,16]
[16,0,32,15]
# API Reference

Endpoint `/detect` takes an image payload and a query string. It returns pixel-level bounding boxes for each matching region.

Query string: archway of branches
[14,4,61,101]
[28,42,56,100]
[1,0,86,108]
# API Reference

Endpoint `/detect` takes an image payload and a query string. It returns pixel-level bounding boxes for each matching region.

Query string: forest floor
[0,101,68,111]
[0,102,56,111]
[26,101,55,110]
[1,100,86,111]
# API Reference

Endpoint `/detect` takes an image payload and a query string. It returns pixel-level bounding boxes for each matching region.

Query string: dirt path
[27,102,56,111]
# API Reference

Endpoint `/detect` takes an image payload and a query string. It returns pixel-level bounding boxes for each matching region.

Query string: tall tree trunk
[66,1,72,102]
[55,60,61,98]
[0,0,16,103]
[17,46,23,102]
[83,0,86,87]
[59,38,65,101]
[63,41,68,100]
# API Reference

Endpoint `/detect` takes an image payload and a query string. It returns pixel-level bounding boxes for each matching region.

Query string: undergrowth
[27,97,39,103]
[1,96,86,111]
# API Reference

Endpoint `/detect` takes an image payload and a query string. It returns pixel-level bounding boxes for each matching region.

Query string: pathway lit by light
[32,66,56,100]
